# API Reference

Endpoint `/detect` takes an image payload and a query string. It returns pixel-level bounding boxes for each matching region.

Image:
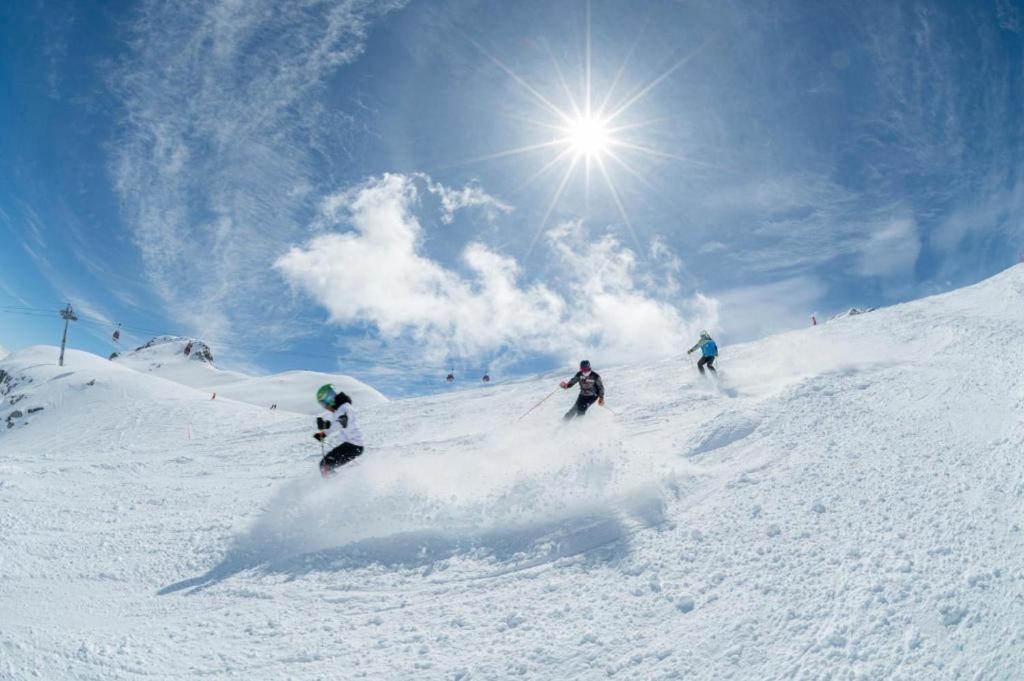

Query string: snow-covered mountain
[111,335,387,413]
[830,306,877,321]
[3,266,1024,679]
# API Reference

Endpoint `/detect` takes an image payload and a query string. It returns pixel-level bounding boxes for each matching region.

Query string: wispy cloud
[275,173,715,365]
[422,174,513,224]
[997,0,1022,34]
[856,218,921,279]
[108,0,406,344]
[677,1,1024,299]
[716,275,827,341]
[41,8,74,99]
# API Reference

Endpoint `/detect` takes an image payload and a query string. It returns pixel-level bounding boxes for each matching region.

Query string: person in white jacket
[313,384,365,477]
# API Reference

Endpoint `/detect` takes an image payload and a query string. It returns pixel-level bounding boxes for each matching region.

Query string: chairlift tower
[58,303,77,367]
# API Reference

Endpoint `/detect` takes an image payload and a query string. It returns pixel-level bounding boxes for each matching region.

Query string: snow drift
[3,266,1024,679]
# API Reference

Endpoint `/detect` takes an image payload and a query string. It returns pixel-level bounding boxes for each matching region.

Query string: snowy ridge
[3,266,1024,678]
[112,334,387,413]
[829,306,877,321]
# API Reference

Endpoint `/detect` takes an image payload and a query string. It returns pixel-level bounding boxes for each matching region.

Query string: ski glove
[313,432,326,442]
[316,417,331,430]
[559,381,568,389]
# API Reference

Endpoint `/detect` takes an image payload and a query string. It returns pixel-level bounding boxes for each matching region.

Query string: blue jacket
[689,337,718,357]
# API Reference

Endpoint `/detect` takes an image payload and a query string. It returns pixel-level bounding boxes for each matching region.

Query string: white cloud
[856,218,921,278]
[275,174,715,365]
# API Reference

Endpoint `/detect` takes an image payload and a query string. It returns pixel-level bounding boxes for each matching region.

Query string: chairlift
[482,373,490,382]
[446,369,455,383]
[112,323,121,342]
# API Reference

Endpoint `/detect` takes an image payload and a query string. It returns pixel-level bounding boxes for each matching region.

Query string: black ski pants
[697,355,716,373]
[564,394,599,420]
[320,442,364,477]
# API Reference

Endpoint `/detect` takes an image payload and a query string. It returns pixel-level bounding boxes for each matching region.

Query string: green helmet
[316,384,336,407]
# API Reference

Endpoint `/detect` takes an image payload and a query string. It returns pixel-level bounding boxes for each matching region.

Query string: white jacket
[320,403,364,447]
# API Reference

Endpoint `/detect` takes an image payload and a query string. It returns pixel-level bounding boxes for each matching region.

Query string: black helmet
[579,360,591,370]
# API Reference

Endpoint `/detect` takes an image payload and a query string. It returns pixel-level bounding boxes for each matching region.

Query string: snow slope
[112,335,387,413]
[3,266,1024,679]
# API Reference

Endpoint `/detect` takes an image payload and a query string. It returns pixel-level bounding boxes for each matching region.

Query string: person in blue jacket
[687,330,718,374]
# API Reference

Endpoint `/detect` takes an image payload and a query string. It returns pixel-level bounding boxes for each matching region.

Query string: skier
[687,330,718,375]
[559,360,605,420]
[313,384,365,478]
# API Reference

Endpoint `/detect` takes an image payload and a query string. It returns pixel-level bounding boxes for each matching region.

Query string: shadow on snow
[158,509,648,596]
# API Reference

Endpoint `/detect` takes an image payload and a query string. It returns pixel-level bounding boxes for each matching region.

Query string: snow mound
[113,335,387,413]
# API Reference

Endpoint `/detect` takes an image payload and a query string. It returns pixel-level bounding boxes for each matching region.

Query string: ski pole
[518,387,560,420]
[600,402,619,416]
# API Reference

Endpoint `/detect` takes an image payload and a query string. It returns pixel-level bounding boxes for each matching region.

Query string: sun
[457,7,713,256]
[564,115,612,158]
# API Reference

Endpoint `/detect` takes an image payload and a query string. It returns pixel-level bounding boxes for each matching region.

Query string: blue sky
[2,0,1023,396]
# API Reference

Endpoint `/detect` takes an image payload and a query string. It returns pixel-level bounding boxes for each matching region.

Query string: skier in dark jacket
[560,360,605,420]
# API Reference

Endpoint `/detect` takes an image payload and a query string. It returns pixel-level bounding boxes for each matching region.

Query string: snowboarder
[313,384,365,478]
[559,360,605,420]
[687,330,718,375]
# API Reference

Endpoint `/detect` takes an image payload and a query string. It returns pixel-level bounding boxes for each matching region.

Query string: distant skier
[559,360,605,420]
[687,330,718,375]
[313,384,365,478]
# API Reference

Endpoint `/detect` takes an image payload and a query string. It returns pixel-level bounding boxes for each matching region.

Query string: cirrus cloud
[109,0,407,343]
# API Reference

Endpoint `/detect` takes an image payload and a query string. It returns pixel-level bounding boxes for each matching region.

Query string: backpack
[702,340,718,357]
